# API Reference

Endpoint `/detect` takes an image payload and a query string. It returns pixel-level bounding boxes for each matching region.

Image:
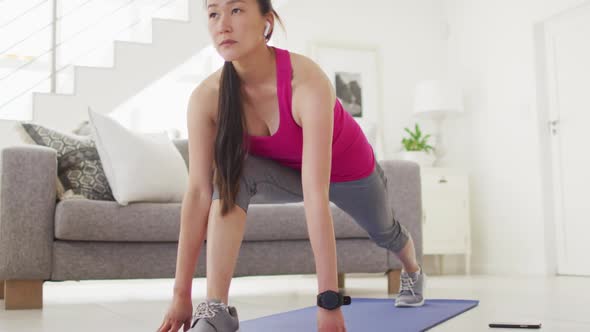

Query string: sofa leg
[387,269,401,295]
[337,273,345,289]
[0,280,4,299]
[4,280,43,310]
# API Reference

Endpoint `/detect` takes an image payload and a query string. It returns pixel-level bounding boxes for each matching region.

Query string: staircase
[26,0,208,133]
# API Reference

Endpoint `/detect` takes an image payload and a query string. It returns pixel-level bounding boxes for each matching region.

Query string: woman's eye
[232,8,242,14]
[208,12,217,19]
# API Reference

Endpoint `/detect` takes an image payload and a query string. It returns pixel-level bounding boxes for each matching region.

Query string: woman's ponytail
[214,61,248,216]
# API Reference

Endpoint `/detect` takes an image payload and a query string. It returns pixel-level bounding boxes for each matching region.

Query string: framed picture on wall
[309,42,380,122]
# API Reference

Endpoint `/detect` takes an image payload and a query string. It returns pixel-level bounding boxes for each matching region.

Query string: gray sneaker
[190,299,239,332]
[394,266,426,307]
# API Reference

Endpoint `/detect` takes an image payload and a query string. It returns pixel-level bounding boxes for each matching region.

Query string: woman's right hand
[157,295,193,332]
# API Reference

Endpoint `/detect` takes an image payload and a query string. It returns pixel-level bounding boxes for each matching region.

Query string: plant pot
[396,151,436,167]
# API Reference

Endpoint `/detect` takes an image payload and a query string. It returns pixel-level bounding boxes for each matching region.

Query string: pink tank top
[246,47,375,183]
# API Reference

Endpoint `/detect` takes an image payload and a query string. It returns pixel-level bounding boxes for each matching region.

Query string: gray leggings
[211,154,410,253]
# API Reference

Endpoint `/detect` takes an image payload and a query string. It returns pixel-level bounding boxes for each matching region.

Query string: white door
[543,3,590,276]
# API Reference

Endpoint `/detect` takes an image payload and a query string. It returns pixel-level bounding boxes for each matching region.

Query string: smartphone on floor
[489,322,542,329]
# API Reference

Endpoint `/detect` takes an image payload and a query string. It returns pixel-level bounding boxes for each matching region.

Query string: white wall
[441,0,589,276]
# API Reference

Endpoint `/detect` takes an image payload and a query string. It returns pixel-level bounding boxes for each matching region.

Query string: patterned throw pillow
[18,122,115,201]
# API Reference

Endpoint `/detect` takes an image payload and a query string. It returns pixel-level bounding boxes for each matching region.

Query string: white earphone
[264,21,271,38]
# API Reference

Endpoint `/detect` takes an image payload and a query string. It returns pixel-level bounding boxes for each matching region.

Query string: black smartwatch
[317,290,352,310]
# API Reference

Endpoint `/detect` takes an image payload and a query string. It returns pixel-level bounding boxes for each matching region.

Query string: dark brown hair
[209,0,284,216]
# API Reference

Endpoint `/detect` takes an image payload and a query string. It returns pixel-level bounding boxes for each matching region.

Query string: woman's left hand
[317,307,347,332]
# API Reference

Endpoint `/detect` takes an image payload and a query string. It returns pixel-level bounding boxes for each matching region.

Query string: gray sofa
[0,139,423,310]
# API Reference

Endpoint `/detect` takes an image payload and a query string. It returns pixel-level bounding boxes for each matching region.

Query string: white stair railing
[0,0,189,121]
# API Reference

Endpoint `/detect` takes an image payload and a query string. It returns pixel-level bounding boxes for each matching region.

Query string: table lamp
[413,80,464,165]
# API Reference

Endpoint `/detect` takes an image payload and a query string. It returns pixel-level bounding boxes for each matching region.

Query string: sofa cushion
[54,200,370,242]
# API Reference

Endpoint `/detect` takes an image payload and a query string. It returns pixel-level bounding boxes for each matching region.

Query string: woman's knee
[370,221,410,252]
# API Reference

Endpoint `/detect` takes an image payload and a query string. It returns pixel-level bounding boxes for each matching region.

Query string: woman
[157,1,425,331]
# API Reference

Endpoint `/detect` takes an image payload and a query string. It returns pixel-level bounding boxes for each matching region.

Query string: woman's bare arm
[173,80,218,299]
[293,56,339,294]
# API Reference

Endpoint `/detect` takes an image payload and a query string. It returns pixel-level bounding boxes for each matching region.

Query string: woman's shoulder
[188,69,222,120]
[288,51,324,82]
[193,69,222,99]
[288,51,334,99]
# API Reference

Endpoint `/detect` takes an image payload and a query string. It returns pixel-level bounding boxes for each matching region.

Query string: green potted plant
[398,123,436,167]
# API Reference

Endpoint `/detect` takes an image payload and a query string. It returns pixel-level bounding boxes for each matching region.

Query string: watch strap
[342,295,351,305]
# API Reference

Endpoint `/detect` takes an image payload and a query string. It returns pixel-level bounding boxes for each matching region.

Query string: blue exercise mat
[240,298,479,332]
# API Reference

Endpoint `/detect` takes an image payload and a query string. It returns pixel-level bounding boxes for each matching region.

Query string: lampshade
[413,80,463,115]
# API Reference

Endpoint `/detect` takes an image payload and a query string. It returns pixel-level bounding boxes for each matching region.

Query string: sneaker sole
[394,298,425,307]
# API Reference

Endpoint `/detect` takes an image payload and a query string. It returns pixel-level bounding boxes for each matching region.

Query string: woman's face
[206,0,269,61]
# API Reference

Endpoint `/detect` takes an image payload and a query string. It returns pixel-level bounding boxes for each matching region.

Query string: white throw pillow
[87,108,188,205]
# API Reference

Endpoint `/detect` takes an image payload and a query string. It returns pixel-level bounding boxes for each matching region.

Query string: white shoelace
[399,275,416,296]
[192,301,228,320]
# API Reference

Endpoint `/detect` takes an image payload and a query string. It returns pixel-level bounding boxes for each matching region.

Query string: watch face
[323,291,340,309]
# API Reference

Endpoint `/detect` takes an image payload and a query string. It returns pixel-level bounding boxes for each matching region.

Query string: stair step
[152,17,200,45]
[31,1,208,134]
[113,40,155,68]
[33,92,89,132]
